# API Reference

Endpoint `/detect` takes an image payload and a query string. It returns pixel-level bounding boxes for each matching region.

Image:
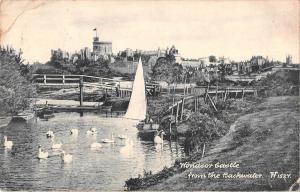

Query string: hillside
[147,96,299,190]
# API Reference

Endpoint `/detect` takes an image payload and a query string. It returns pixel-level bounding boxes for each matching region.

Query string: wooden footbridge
[33,74,161,99]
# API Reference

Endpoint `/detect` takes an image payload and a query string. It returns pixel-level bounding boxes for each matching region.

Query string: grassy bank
[126,96,299,190]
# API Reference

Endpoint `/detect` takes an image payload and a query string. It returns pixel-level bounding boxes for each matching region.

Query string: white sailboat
[124,58,160,141]
[124,58,147,120]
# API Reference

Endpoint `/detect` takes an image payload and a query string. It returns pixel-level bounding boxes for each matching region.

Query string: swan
[101,132,115,143]
[154,131,165,144]
[120,139,134,156]
[70,128,78,135]
[46,130,54,138]
[86,128,97,135]
[61,150,72,163]
[90,127,97,133]
[118,134,127,140]
[51,138,62,150]
[38,145,48,159]
[3,136,13,149]
[90,142,102,149]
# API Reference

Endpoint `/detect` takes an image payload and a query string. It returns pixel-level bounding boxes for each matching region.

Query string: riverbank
[125,96,299,190]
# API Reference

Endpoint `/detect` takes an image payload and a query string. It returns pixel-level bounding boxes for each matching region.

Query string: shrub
[184,112,228,154]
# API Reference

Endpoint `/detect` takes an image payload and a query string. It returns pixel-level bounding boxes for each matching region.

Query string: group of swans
[37,129,73,163]
[38,144,73,164]
[4,127,166,164]
[91,132,126,149]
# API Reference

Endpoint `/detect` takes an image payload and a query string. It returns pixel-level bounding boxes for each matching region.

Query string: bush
[184,112,228,154]
[0,47,36,115]
[254,70,299,97]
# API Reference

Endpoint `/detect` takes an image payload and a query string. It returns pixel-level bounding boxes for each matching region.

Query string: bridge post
[194,97,197,112]
[175,102,179,125]
[79,76,83,106]
[171,97,175,115]
[180,98,185,121]
[43,75,47,85]
[62,75,65,85]
[242,89,245,99]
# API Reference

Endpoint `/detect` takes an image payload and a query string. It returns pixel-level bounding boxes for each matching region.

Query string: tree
[152,56,184,85]
[0,47,36,115]
[152,57,173,83]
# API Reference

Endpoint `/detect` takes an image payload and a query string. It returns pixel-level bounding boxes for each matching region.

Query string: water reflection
[0,112,185,190]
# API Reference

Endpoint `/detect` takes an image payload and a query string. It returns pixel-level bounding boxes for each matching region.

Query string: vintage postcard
[0,0,299,191]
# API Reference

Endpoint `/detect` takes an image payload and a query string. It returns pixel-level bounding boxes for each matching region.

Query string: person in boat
[145,114,153,123]
[145,114,154,129]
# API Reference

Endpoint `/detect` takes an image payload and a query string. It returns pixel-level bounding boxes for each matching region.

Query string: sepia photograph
[0,0,299,191]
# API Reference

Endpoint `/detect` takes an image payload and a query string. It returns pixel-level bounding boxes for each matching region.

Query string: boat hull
[138,130,157,141]
[137,123,159,141]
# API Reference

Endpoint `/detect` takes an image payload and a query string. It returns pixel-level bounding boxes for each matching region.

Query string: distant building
[219,57,231,64]
[199,57,210,67]
[92,36,112,59]
[181,59,201,68]
[199,56,223,67]
[125,48,133,57]
[286,55,292,65]
[250,56,267,66]
[51,49,63,60]
[80,47,91,60]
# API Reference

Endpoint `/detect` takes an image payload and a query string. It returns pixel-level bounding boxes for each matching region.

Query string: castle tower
[286,55,292,65]
[92,28,112,60]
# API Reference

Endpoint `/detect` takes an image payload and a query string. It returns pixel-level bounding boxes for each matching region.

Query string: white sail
[124,58,147,120]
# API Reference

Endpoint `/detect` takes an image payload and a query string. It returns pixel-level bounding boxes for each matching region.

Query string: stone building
[92,36,112,60]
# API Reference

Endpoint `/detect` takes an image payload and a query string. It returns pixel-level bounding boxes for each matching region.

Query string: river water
[0,112,185,191]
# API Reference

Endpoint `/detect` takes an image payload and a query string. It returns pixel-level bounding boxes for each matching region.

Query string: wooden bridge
[33,74,161,99]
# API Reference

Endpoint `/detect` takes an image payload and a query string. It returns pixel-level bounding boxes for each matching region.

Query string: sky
[0,0,299,63]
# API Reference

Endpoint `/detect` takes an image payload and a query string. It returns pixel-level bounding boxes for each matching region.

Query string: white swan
[101,132,115,143]
[70,128,78,135]
[3,136,13,149]
[90,142,102,149]
[90,127,97,133]
[46,130,54,138]
[86,128,97,135]
[38,145,48,159]
[118,134,127,140]
[61,150,72,163]
[154,131,165,144]
[51,138,62,150]
[120,139,134,156]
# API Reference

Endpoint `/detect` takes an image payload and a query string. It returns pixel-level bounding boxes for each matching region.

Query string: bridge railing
[33,74,124,86]
[33,74,162,95]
